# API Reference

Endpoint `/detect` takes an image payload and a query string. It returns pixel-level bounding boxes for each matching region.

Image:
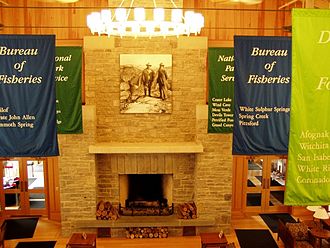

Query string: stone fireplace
[92,151,206,236]
[58,36,233,237]
[96,152,196,208]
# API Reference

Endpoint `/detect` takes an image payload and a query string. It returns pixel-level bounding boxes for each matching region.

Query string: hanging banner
[0,35,59,157]
[285,9,330,205]
[208,48,234,133]
[232,36,291,155]
[56,46,83,134]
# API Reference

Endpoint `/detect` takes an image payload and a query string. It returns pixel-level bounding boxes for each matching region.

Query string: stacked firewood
[96,200,120,220]
[126,227,168,239]
[177,202,197,219]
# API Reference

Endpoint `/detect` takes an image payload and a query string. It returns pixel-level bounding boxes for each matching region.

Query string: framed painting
[120,54,172,113]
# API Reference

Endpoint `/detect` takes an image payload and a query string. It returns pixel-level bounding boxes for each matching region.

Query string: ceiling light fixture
[86,0,204,38]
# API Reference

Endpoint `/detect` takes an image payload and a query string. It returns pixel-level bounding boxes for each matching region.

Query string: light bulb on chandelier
[86,0,204,38]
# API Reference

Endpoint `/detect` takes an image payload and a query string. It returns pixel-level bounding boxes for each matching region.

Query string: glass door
[1,159,22,213]
[244,156,267,212]
[1,158,47,216]
[25,159,47,214]
[242,155,290,213]
[265,156,290,212]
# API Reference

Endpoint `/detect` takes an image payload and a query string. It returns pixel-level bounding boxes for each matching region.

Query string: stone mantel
[89,142,204,154]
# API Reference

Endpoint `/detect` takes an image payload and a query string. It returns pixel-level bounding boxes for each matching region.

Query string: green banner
[55,47,82,134]
[208,48,234,133]
[285,9,330,205]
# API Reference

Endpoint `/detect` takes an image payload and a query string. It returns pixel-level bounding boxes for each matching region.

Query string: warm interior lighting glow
[313,207,330,220]
[306,205,322,212]
[154,8,165,22]
[86,0,204,38]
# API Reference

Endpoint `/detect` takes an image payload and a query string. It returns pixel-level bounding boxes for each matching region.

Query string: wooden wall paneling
[257,2,266,36]
[273,0,285,36]
[47,157,61,221]
[138,155,151,174]
[115,155,125,174]
[121,155,133,173]
[231,156,245,217]
[0,6,3,29]
[130,154,138,173]
[195,0,294,41]
[241,7,250,35]
[1,0,297,41]
[208,40,233,47]
[24,2,35,34]
[150,155,160,174]
[222,8,234,40]
[1,5,18,34]
[164,154,174,174]
[155,154,166,174]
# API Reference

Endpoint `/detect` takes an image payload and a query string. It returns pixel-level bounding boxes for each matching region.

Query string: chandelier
[86,0,204,38]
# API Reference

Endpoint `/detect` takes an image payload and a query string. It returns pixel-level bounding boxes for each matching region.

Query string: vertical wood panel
[164,154,174,174]
[159,154,167,173]
[150,155,160,173]
[47,157,61,221]
[130,154,137,171]
[138,155,151,174]
[116,155,125,174]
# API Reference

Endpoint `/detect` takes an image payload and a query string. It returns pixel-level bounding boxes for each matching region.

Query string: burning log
[96,200,120,220]
[126,227,168,239]
[177,202,197,219]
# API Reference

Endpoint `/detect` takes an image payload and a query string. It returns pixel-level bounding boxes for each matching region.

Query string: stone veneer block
[82,105,96,121]
[177,36,208,49]
[84,36,115,50]
[196,104,208,120]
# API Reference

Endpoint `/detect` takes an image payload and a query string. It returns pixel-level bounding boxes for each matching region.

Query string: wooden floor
[3,214,314,248]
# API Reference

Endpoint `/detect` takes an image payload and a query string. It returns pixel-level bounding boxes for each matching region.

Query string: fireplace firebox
[119,174,173,216]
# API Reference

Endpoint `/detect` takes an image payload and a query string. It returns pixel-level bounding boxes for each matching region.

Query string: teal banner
[55,46,82,134]
[208,48,234,133]
[285,9,330,205]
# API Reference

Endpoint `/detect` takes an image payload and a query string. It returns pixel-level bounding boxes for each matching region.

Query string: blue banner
[232,36,291,155]
[0,35,59,157]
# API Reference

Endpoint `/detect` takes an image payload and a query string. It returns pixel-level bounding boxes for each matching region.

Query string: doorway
[232,155,290,215]
[1,158,48,216]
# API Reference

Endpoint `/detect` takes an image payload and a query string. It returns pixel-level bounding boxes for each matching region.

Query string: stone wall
[58,105,96,236]
[59,36,232,236]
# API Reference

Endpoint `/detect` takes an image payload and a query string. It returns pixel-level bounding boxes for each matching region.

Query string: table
[200,232,228,248]
[66,233,96,248]
[310,228,330,248]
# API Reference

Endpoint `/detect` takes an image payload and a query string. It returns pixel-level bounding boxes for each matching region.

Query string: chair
[0,220,6,248]
[277,219,315,248]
